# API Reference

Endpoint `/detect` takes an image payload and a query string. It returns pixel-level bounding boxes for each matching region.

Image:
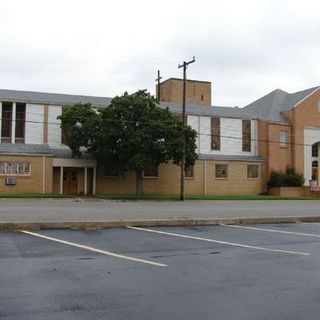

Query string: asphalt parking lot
[1,223,320,320]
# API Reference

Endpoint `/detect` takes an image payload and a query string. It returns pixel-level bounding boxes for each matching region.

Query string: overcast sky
[0,0,319,107]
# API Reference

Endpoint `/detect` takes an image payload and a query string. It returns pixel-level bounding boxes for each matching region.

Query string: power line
[0,115,319,148]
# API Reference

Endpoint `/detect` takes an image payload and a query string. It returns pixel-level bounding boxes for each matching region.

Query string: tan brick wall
[157,78,212,106]
[258,120,292,192]
[283,89,320,176]
[96,159,264,195]
[0,155,53,194]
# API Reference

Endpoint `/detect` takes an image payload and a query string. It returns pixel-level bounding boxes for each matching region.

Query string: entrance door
[63,169,79,195]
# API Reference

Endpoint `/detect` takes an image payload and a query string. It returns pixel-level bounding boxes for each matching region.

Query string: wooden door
[63,170,79,195]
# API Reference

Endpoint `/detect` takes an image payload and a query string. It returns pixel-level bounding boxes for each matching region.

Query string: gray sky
[0,0,319,107]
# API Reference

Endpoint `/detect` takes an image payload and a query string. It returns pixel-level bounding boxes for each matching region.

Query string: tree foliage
[58,90,198,194]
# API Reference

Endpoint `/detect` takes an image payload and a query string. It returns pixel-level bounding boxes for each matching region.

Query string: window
[103,166,119,177]
[15,103,26,143]
[185,165,194,178]
[143,164,158,177]
[242,120,251,152]
[61,107,72,145]
[312,144,318,157]
[279,131,287,148]
[201,94,204,101]
[0,162,31,176]
[247,165,259,179]
[215,164,228,179]
[211,117,220,150]
[1,102,12,143]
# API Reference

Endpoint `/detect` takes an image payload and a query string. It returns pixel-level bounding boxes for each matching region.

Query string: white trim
[11,102,16,144]
[293,87,320,108]
[204,159,207,195]
[0,101,2,143]
[60,166,64,194]
[42,156,46,194]
[84,167,87,195]
[53,158,96,168]
[93,167,96,195]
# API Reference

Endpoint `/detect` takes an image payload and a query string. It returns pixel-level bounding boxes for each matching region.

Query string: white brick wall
[187,115,258,156]
[48,105,62,147]
[25,104,44,144]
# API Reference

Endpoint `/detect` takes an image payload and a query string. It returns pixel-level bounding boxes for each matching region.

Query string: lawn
[94,194,315,200]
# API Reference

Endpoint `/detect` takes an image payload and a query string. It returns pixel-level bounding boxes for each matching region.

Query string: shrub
[268,168,304,188]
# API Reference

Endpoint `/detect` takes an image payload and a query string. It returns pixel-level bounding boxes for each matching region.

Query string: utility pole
[155,70,162,101]
[178,56,195,201]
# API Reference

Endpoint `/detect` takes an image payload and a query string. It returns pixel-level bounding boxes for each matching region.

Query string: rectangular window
[103,166,119,177]
[1,102,12,143]
[0,162,31,176]
[247,165,259,179]
[15,103,26,143]
[185,165,194,178]
[143,164,158,178]
[211,117,220,150]
[242,120,251,152]
[279,131,287,148]
[215,164,228,179]
[312,144,318,157]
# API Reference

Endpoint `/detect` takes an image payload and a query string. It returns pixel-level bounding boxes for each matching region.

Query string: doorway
[63,169,79,195]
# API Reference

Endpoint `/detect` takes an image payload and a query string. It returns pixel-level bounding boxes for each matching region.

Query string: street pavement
[0,198,320,222]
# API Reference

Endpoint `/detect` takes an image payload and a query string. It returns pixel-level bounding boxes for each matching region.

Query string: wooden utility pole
[178,56,195,201]
[155,70,162,101]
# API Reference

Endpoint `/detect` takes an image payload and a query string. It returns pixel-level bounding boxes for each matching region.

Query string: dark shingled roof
[242,86,320,123]
[0,143,53,155]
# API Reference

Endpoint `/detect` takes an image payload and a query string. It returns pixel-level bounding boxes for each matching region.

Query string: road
[0,199,320,222]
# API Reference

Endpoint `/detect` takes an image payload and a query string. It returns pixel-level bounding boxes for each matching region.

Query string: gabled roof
[0,89,111,107]
[242,86,320,123]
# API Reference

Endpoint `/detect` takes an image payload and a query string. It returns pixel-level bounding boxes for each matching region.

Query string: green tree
[59,90,198,194]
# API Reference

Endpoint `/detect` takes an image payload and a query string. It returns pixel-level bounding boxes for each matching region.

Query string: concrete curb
[2,215,320,231]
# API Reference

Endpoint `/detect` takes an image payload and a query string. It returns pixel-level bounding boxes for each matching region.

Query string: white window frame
[0,162,31,176]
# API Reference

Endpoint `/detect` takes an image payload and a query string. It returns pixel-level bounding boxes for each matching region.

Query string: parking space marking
[127,226,310,256]
[21,231,167,267]
[220,224,320,238]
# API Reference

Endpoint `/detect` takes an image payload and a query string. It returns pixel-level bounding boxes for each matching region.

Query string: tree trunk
[135,168,144,195]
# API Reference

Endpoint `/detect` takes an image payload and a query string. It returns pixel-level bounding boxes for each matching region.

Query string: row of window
[1,102,26,143]
[104,164,259,179]
[211,118,252,152]
[0,162,31,176]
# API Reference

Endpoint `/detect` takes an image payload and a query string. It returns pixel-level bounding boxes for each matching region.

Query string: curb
[2,216,320,231]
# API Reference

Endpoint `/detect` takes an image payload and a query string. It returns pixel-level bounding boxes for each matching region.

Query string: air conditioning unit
[5,177,17,185]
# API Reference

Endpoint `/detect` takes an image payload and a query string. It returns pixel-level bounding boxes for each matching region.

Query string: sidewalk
[1,198,320,230]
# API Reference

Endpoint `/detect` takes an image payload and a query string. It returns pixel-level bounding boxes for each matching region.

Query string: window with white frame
[279,131,287,148]
[0,162,31,176]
